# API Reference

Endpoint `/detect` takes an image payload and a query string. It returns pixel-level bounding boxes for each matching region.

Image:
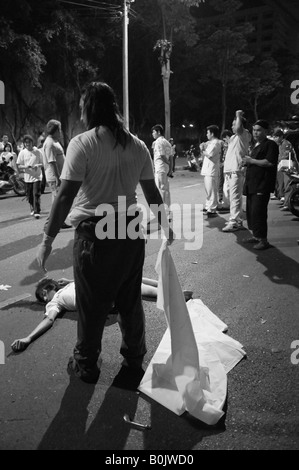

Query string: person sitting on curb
[11,277,193,353]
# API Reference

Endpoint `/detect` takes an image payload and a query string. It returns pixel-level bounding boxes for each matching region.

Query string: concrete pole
[123,0,129,130]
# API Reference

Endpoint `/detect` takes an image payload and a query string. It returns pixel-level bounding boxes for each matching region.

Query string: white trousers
[224,173,244,224]
[204,175,218,212]
[155,171,171,213]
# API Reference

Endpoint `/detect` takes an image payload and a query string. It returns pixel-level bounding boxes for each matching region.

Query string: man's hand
[36,244,52,273]
[243,155,252,165]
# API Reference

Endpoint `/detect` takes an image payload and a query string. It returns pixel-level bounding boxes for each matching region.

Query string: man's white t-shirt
[45,283,76,318]
[224,129,252,173]
[42,135,65,182]
[16,148,43,183]
[61,126,154,228]
[44,282,118,326]
[201,139,222,177]
[152,136,172,173]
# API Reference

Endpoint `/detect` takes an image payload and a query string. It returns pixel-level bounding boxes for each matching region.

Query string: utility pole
[123,0,129,129]
[123,0,134,130]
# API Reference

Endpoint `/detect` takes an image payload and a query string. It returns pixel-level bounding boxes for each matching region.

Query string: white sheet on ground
[138,240,246,425]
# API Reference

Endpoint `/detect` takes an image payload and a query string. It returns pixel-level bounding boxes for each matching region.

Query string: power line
[59,0,122,12]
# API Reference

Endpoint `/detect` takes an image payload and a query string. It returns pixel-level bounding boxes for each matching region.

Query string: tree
[194,0,254,130]
[237,56,282,121]
[152,0,205,139]
[0,0,47,143]
[0,0,118,145]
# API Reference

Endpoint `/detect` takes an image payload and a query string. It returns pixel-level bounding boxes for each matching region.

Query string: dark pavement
[0,163,299,451]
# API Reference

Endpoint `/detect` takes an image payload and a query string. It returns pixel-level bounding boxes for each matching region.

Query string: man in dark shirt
[242,120,279,250]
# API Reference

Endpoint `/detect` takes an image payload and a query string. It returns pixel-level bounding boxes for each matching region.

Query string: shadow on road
[204,212,299,291]
[36,370,226,450]
[37,371,140,450]
[19,239,74,287]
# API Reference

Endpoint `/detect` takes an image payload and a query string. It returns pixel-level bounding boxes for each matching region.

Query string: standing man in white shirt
[16,134,43,218]
[151,124,172,218]
[222,110,252,232]
[201,125,222,217]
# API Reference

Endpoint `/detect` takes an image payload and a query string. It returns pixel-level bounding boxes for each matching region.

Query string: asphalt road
[0,165,299,452]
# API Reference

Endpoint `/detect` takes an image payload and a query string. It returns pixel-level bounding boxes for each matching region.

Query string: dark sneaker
[243,237,259,243]
[206,211,217,218]
[253,240,270,250]
[112,365,144,391]
[280,206,290,212]
[67,356,101,384]
[61,222,72,229]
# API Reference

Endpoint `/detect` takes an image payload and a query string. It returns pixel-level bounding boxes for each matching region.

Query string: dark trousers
[73,216,146,371]
[283,178,293,207]
[246,193,270,240]
[218,166,224,201]
[26,181,41,214]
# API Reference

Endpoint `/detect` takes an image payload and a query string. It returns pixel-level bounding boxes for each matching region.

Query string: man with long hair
[36,81,174,384]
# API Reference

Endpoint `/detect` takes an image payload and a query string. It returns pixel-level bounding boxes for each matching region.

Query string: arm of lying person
[11,308,60,353]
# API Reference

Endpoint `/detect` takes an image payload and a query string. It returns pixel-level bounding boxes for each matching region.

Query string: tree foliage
[237,55,282,121]
[194,0,254,129]
[0,0,296,148]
